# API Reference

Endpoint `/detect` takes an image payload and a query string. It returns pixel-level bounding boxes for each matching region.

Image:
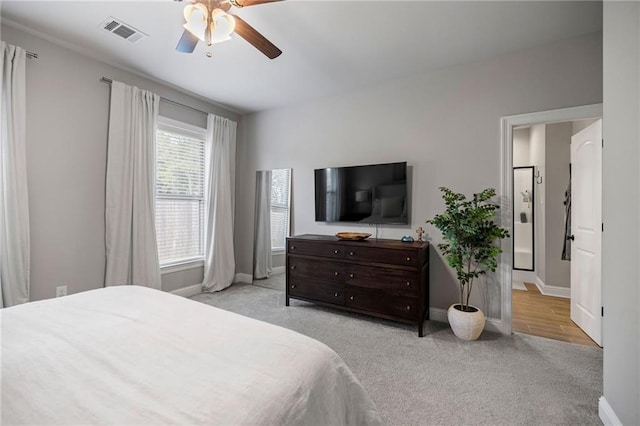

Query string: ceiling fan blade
[233,0,283,7]
[232,15,282,59]
[176,30,199,53]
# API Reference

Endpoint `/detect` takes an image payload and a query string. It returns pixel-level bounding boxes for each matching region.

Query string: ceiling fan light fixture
[183,3,209,42]
[210,8,236,44]
[175,0,282,58]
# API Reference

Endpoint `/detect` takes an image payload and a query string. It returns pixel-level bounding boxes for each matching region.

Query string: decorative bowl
[335,232,372,241]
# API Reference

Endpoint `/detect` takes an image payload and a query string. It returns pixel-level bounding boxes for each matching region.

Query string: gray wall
[544,122,571,288]
[236,32,603,318]
[512,128,530,167]
[273,253,286,269]
[572,117,599,135]
[602,2,639,424]
[1,23,239,300]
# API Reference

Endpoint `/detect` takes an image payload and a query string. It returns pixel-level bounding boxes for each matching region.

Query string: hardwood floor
[512,283,600,347]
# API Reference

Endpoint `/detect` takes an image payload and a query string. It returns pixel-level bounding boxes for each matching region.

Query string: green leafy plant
[427,187,510,312]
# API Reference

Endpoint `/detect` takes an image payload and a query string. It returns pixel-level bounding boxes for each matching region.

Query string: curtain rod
[100,77,207,116]
[26,51,38,59]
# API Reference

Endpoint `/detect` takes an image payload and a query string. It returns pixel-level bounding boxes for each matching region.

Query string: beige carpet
[192,282,602,425]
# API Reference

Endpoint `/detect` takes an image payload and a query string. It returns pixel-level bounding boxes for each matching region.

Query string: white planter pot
[447,304,485,341]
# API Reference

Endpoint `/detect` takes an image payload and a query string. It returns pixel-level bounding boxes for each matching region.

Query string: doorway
[500,104,603,347]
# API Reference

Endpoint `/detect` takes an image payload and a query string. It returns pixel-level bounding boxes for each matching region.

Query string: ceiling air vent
[100,17,148,43]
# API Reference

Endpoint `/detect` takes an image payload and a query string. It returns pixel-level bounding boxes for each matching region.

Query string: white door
[570,119,602,346]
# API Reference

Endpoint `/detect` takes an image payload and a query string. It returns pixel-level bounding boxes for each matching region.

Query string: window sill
[271,249,286,255]
[160,259,204,275]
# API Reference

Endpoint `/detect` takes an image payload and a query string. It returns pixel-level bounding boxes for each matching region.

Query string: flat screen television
[314,161,408,224]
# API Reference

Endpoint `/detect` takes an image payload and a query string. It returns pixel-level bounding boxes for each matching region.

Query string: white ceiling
[0,1,602,114]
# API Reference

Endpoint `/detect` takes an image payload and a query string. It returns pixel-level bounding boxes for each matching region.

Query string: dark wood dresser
[286,234,430,336]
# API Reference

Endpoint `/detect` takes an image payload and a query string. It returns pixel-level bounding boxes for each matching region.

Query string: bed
[1,286,382,425]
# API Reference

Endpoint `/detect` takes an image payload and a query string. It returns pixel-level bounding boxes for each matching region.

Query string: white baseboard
[535,277,570,299]
[171,273,256,296]
[599,396,622,426]
[429,307,504,334]
[170,283,202,298]
[234,273,252,284]
[512,269,537,283]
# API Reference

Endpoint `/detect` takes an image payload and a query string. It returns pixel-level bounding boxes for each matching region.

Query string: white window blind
[270,169,291,251]
[155,120,206,266]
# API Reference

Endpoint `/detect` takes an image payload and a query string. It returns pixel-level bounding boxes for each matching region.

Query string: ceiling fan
[175,0,283,59]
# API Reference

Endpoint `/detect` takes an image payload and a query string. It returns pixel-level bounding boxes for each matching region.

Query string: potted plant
[427,187,509,340]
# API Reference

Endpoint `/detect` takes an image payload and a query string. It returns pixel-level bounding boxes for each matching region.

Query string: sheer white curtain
[202,114,237,292]
[105,81,161,289]
[0,42,29,308]
[253,170,272,279]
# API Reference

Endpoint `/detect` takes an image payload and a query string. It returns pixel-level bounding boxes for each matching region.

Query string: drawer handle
[406,257,411,262]
[349,251,355,256]
[290,284,296,289]
[290,265,296,270]
[291,246,296,250]
[350,296,354,301]
[334,293,339,297]
[406,305,411,311]
[334,250,339,254]
[406,281,411,286]
[349,273,354,278]
[334,271,340,276]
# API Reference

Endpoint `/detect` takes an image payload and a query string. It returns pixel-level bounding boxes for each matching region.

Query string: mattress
[1,286,382,425]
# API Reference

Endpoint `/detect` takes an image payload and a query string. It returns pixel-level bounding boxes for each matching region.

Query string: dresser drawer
[345,286,418,320]
[342,245,419,267]
[287,241,345,259]
[342,264,420,296]
[288,278,345,305]
[289,257,344,282]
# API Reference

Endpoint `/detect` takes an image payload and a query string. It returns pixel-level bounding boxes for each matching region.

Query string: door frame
[499,103,603,335]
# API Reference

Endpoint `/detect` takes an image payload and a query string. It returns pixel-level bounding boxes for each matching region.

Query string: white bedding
[1,286,382,425]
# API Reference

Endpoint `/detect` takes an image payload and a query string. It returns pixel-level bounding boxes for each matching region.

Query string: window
[270,169,291,252]
[155,118,206,267]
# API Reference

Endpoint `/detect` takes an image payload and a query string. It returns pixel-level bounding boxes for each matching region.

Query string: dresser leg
[286,297,290,307]
[418,322,424,337]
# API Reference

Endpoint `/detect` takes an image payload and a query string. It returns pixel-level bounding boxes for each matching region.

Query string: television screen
[314,162,408,224]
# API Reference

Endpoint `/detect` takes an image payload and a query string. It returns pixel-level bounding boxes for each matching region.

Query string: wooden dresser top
[287,234,429,250]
